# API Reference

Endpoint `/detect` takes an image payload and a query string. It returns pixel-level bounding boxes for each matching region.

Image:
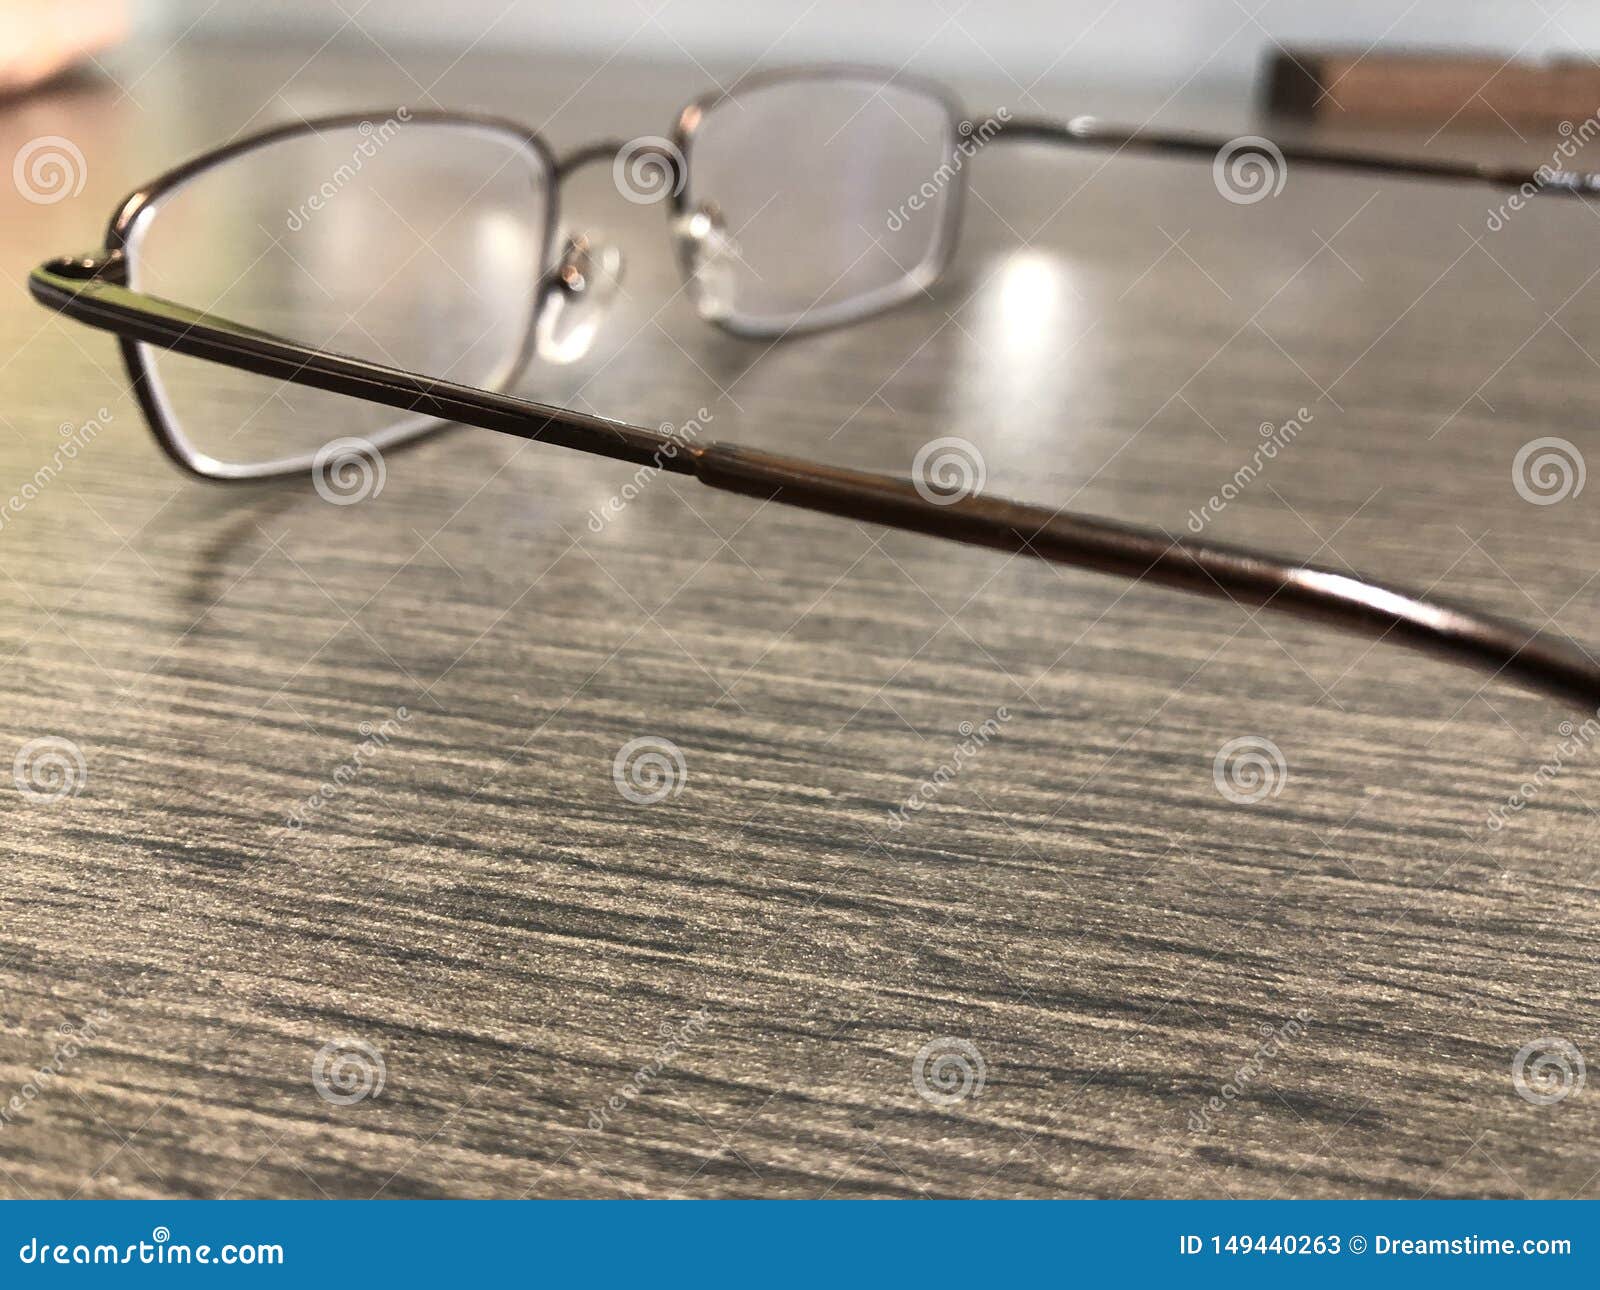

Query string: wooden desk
[1,43,1596,1199]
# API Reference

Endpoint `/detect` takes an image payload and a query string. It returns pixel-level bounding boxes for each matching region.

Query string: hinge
[44,249,128,285]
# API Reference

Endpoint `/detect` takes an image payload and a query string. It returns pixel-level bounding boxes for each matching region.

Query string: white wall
[144,0,1600,94]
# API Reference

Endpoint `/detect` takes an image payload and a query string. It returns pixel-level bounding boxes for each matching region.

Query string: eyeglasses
[30,65,1600,709]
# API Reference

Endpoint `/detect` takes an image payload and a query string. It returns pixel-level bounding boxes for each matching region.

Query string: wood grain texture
[1,41,1598,1200]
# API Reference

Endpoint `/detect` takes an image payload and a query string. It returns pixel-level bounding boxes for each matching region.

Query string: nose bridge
[534,231,624,364]
[552,137,685,194]
[529,137,691,363]
[554,138,630,181]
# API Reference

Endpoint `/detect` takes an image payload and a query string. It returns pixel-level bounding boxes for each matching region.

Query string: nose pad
[672,201,740,323]
[534,232,624,364]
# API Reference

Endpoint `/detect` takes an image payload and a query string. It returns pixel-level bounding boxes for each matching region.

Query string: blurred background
[109,2,1600,99]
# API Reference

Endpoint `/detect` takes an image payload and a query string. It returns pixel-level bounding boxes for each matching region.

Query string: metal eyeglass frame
[28,65,1600,711]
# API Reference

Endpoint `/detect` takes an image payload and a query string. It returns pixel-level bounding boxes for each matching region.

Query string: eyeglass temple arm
[698,444,1600,709]
[978,114,1600,197]
[30,257,1600,711]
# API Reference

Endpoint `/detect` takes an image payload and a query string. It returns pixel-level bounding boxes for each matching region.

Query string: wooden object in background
[1264,47,1600,125]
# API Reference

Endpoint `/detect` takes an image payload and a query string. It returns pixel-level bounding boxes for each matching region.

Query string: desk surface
[2,42,1598,1200]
